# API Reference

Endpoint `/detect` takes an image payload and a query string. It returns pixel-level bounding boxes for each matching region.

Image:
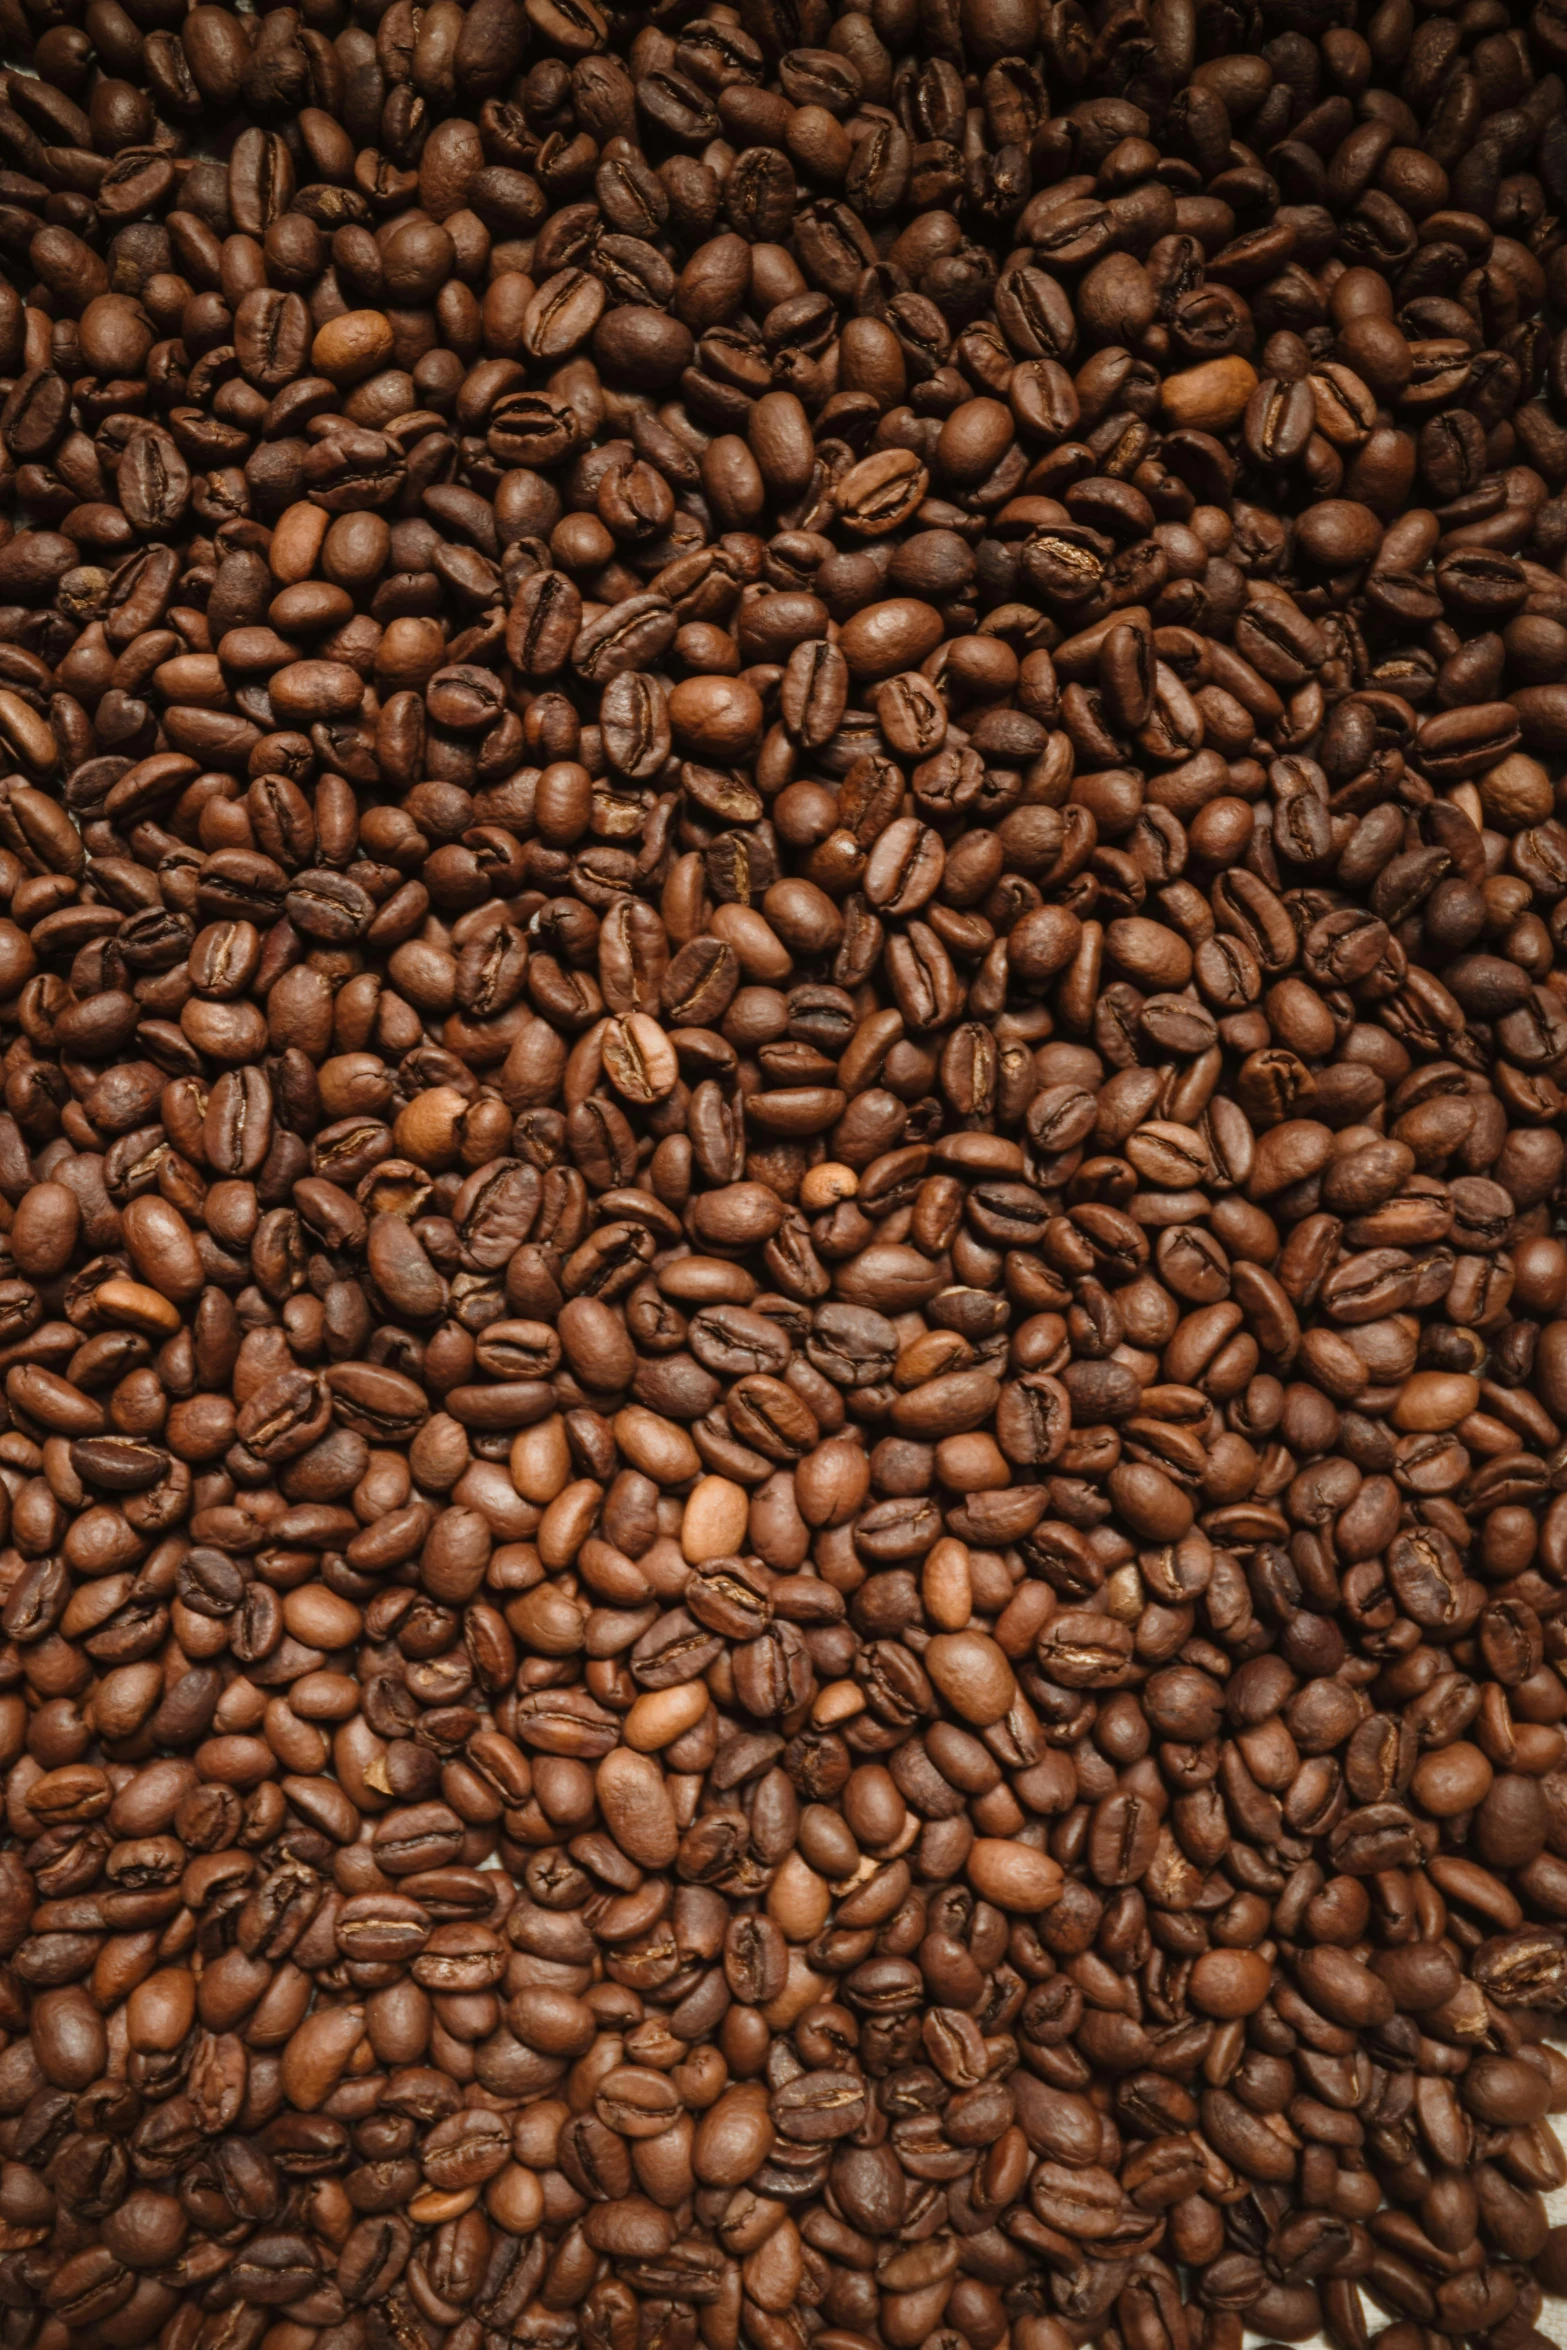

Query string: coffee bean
[6,10,1567,2350]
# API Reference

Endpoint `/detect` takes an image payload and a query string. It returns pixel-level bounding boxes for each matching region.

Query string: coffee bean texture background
[10,3,1567,2350]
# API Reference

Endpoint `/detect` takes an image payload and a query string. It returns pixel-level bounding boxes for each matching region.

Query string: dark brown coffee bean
[6,6,1567,2341]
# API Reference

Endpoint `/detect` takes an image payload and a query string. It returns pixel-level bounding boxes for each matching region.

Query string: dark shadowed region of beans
[13,2,1567,2350]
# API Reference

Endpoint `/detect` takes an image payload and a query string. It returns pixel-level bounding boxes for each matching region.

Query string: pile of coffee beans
[10,0,1567,2348]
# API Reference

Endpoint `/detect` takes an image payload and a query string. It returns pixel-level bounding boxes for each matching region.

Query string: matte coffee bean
[5,6,1567,2348]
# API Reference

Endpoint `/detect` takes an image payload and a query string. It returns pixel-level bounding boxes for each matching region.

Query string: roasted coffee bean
[7,6,1567,2347]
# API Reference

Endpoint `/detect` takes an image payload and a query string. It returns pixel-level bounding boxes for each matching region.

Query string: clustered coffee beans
[7,0,1567,2347]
